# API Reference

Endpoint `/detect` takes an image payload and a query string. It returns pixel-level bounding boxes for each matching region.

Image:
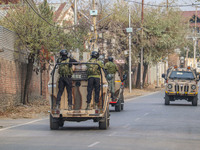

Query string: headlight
[168,84,172,89]
[191,85,196,90]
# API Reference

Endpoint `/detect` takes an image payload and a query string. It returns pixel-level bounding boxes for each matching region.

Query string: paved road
[0,91,200,150]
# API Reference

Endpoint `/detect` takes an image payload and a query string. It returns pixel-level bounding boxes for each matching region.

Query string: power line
[125,0,200,8]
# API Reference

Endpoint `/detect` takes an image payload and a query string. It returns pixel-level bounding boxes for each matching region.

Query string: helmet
[108,56,113,62]
[60,49,68,57]
[91,51,99,59]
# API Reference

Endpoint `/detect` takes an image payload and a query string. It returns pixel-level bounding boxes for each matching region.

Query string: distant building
[0,0,19,4]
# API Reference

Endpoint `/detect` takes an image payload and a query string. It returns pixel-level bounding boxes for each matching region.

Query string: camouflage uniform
[86,58,104,104]
[56,57,77,108]
[105,61,118,99]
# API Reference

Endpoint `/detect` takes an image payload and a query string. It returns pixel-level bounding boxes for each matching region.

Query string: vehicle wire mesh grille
[175,84,189,93]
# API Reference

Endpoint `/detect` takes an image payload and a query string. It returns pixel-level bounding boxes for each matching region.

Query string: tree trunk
[23,55,34,105]
[136,63,141,89]
[143,63,148,87]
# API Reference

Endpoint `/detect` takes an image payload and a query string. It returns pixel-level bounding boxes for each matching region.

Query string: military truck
[109,74,127,112]
[48,62,110,130]
[162,66,199,106]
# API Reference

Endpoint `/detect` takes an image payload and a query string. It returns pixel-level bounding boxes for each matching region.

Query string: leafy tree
[0,1,62,104]
[97,1,189,88]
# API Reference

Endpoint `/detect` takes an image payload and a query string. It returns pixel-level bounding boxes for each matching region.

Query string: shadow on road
[166,104,195,107]
[59,126,99,130]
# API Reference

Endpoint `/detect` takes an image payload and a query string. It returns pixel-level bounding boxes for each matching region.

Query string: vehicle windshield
[169,71,195,80]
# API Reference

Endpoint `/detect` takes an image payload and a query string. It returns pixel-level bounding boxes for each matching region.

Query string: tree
[0,1,62,104]
[96,1,189,88]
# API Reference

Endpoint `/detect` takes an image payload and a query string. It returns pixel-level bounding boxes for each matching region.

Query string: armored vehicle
[109,74,127,112]
[48,62,109,130]
[162,66,199,106]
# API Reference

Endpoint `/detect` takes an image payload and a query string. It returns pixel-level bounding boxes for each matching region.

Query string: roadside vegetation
[0,0,191,105]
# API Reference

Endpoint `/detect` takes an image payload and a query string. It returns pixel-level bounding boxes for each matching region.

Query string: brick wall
[0,58,49,111]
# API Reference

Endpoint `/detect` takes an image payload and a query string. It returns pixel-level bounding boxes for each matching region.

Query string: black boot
[68,105,72,111]
[86,103,90,110]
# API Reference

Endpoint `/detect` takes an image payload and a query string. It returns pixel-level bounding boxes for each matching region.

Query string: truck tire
[192,96,198,106]
[121,103,124,110]
[115,100,121,112]
[50,114,59,130]
[59,119,64,127]
[99,108,109,130]
[120,93,124,111]
[165,94,170,105]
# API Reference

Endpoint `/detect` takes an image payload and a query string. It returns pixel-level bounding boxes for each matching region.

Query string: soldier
[86,51,104,110]
[56,49,77,111]
[105,56,118,101]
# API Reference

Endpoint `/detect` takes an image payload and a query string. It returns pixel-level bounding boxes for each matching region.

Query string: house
[181,11,200,68]
[52,2,75,27]
[182,11,200,33]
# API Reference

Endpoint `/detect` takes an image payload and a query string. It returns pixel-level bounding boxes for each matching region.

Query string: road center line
[135,118,140,121]
[122,124,130,128]
[108,132,117,136]
[88,141,100,148]
[143,113,149,116]
[0,118,48,132]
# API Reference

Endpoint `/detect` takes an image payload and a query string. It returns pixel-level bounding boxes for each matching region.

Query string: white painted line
[143,113,149,116]
[126,91,161,102]
[108,132,117,136]
[122,124,130,128]
[88,142,100,148]
[135,118,140,121]
[0,118,48,132]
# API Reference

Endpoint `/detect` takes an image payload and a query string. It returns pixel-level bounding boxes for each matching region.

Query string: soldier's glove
[104,69,108,76]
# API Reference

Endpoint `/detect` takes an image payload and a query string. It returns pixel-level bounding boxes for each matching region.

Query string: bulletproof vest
[106,62,117,74]
[58,58,73,76]
[87,59,100,75]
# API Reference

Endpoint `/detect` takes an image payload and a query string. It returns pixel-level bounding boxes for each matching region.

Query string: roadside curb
[125,90,162,102]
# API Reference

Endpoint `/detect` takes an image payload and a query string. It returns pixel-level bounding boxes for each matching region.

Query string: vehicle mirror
[122,74,127,82]
[162,74,166,79]
[198,76,200,81]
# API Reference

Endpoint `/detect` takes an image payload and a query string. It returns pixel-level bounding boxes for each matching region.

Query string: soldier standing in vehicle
[105,56,118,101]
[86,51,104,110]
[56,49,78,111]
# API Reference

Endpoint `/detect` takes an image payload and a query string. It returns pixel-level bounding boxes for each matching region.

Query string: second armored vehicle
[162,66,199,106]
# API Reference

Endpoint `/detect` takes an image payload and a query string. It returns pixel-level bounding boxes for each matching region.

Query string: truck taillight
[52,110,60,114]
[166,80,168,83]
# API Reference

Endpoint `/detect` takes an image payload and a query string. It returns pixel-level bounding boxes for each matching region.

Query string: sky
[126,0,198,11]
[47,0,199,11]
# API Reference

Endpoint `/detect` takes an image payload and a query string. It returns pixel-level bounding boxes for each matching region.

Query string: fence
[0,26,49,111]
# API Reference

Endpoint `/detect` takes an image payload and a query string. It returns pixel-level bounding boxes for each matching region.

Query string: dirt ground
[0,84,163,119]
[124,84,163,99]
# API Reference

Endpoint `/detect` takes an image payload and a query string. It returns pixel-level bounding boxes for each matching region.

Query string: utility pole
[92,0,98,51]
[167,0,168,11]
[186,47,189,67]
[128,6,132,93]
[194,6,197,68]
[74,0,78,25]
[165,0,169,74]
[140,0,144,89]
